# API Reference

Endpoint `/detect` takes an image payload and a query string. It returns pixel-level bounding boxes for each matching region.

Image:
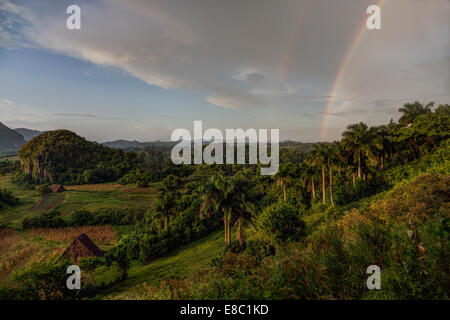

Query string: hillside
[0,122,25,151]
[18,130,137,185]
[14,128,45,142]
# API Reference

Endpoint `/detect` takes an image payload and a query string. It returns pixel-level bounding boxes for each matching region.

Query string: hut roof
[63,233,104,261]
[50,184,65,193]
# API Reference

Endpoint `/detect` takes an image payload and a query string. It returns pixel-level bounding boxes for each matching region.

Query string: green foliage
[255,202,306,243]
[0,189,19,208]
[18,130,137,185]
[0,257,77,300]
[22,210,67,229]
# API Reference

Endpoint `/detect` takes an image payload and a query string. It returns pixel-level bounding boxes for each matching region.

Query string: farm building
[63,233,104,262]
[50,184,65,193]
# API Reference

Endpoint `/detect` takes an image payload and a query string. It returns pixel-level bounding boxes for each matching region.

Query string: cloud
[246,72,264,83]
[53,113,96,118]
[1,0,448,141]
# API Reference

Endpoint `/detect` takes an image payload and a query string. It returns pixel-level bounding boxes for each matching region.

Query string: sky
[0,0,449,142]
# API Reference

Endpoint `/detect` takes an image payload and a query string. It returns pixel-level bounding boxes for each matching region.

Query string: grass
[0,175,41,228]
[0,175,159,227]
[98,230,226,299]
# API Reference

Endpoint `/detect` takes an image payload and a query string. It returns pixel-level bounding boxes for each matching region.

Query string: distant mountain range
[0,121,315,154]
[0,122,26,152]
[14,128,45,141]
[0,123,46,153]
[102,140,176,151]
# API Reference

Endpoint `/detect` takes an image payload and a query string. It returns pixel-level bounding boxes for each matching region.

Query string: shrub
[255,202,306,243]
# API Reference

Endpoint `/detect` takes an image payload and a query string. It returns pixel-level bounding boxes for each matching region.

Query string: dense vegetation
[18,130,137,185]
[0,101,448,300]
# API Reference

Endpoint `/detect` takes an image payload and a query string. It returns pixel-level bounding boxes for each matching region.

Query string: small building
[63,233,104,262]
[50,184,65,193]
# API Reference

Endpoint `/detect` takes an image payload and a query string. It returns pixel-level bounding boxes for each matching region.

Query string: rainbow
[319,0,387,140]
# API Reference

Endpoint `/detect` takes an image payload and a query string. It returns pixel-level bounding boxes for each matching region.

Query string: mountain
[103,139,176,151]
[0,122,26,151]
[14,128,45,141]
[103,139,147,150]
[19,130,137,184]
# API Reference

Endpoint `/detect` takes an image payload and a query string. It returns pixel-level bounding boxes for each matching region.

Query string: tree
[104,245,130,281]
[342,122,375,179]
[323,142,341,207]
[306,143,329,204]
[256,202,306,243]
[155,191,178,230]
[200,173,237,244]
[398,101,433,127]
[274,163,292,202]
[232,172,255,246]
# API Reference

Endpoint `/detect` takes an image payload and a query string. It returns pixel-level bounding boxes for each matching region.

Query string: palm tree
[324,142,341,207]
[200,173,237,244]
[398,101,433,126]
[232,172,255,246]
[155,191,178,230]
[342,122,375,179]
[274,163,291,202]
[306,143,328,204]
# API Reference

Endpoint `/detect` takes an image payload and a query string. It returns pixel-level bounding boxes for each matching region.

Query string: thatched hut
[63,233,104,262]
[50,184,65,193]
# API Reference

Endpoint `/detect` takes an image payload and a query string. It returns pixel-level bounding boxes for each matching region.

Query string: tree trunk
[120,269,128,281]
[358,153,361,178]
[283,183,286,202]
[223,214,228,244]
[236,214,245,246]
[322,166,326,204]
[329,166,334,207]
[409,141,417,161]
[164,216,168,230]
[227,213,231,245]
[312,178,315,200]
[352,173,356,185]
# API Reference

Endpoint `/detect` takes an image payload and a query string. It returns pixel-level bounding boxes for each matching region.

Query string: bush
[255,202,306,243]
[22,210,67,229]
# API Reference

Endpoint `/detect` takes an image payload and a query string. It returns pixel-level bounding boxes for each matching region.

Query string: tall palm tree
[200,173,237,244]
[155,191,178,230]
[274,163,291,202]
[306,143,328,204]
[324,142,341,207]
[232,172,255,246]
[398,101,433,127]
[342,122,375,179]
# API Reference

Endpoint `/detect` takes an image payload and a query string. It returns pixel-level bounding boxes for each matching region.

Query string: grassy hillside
[98,230,225,299]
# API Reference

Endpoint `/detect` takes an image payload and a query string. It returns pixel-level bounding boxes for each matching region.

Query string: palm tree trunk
[329,166,334,207]
[236,214,245,246]
[227,214,231,245]
[223,214,228,244]
[322,166,326,204]
[312,178,315,200]
[358,153,361,178]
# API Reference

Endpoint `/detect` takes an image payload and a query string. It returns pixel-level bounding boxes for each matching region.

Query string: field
[0,225,117,285]
[98,230,226,299]
[0,175,159,228]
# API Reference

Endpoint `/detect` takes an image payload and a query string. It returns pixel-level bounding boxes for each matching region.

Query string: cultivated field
[0,175,159,227]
